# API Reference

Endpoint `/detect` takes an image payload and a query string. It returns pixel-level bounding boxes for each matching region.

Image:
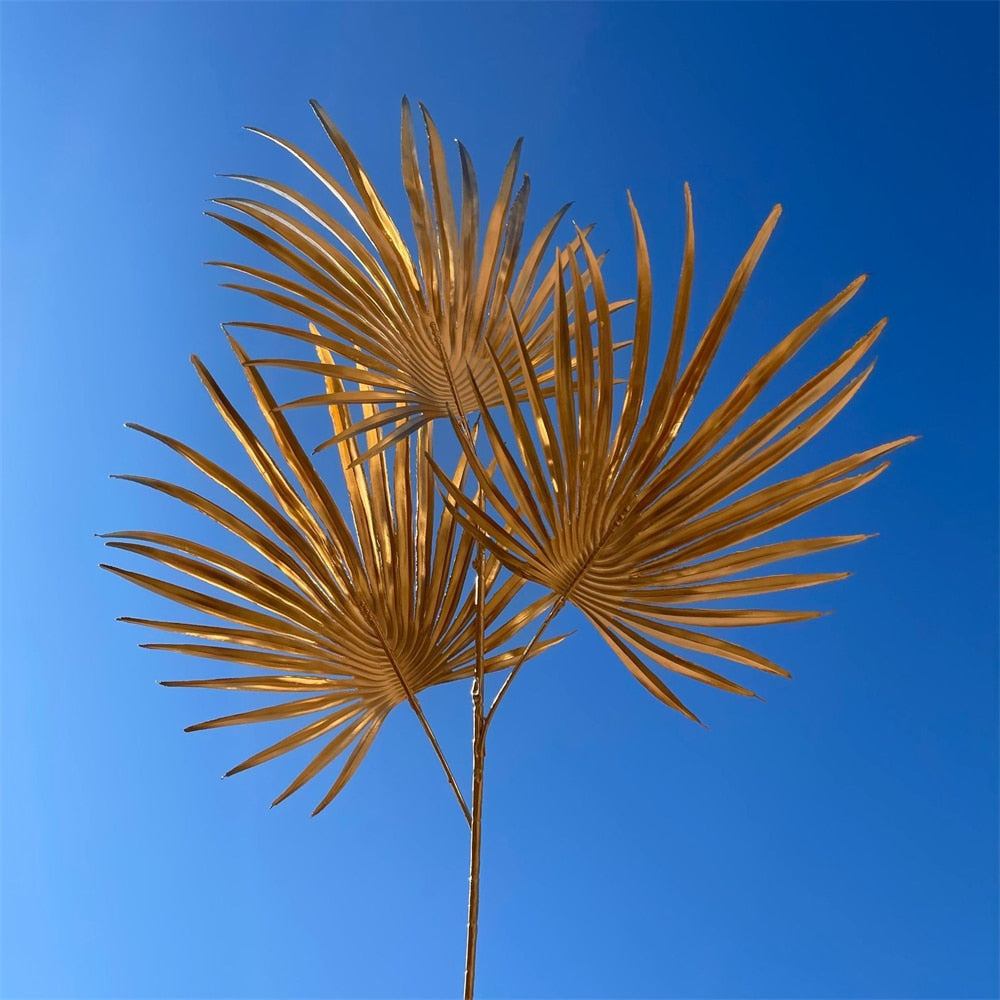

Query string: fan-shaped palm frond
[209,99,625,457]
[437,186,915,722]
[102,338,558,814]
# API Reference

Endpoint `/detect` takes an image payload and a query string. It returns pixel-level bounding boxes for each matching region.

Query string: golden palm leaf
[102,337,559,814]
[208,99,625,456]
[436,186,915,723]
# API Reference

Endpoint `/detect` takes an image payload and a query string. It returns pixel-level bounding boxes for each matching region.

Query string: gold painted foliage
[102,338,558,814]
[210,99,621,456]
[107,100,912,817]
[437,187,915,722]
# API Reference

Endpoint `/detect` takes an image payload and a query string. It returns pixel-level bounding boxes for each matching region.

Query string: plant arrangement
[103,100,912,998]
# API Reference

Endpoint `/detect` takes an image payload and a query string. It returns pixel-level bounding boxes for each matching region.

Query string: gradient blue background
[2,3,997,998]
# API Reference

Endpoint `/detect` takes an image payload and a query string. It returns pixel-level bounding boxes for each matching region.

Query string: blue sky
[2,3,997,998]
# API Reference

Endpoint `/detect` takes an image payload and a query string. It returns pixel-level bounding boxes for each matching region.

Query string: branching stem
[484,596,565,732]
[358,600,471,826]
[464,537,488,1000]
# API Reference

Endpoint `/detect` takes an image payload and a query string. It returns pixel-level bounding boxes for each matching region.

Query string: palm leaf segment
[102,338,558,814]
[210,99,611,456]
[440,186,915,723]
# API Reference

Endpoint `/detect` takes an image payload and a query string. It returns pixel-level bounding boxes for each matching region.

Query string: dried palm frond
[437,186,915,723]
[209,99,625,456]
[102,337,559,814]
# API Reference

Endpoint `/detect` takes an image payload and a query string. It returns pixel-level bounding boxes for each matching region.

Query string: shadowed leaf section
[209,99,627,457]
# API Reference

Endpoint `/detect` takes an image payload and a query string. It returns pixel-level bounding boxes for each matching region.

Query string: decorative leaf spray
[104,100,913,998]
